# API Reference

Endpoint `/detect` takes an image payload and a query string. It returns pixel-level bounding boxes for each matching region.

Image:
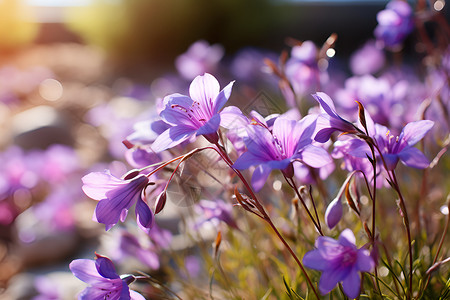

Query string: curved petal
[325,197,342,229]
[189,73,220,114]
[160,94,195,126]
[95,199,127,231]
[79,286,110,300]
[130,290,147,300]
[398,147,430,169]
[214,80,235,113]
[300,145,332,168]
[151,126,196,152]
[382,153,399,170]
[95,255,120,279]
[196,113,220,135]
[313,92,340,119]
[233,151,268,170]
[135,198,155,230]
[272,118,299,157]
[341,268,361,299]
[339,229,356,247]
[401,120,434,146]
[357,249,375,272]
[319,267,348,295]
[251,164,272,192]
[70,259,104,285]
[220,106,249,129]
[303,250,329,270]
[82,171,122,201]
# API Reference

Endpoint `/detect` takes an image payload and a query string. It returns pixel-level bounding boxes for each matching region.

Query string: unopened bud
[155,191,167,214]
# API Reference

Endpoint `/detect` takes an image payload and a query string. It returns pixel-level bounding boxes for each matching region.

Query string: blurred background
[0,0,447,299]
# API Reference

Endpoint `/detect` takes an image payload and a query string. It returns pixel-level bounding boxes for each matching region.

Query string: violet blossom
[303,229,375,298]
[374,0,414,48]
[349,40,385,75]
[69,253,145,300]
[233,115,331,191]
[151,73,234,152]
[193,199,237,229]
[82,170,154,231]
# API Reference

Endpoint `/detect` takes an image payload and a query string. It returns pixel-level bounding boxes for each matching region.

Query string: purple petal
[70,259,104,285]
[325,197,342,229]
[398,147,430,169]
[303,249,329,270]
[220,106,249,129]
[135,198,155,230]
[196,113,220,135]
[251,164,272,192]
[160,94,196,127]
[214,80,235,113]
[401,120,434,146]
[339,229,356,247]
[189,73,220,113]
[319,267,348,295]
[341,268,361,299]
[151,126,196,152]
[95,255,120,279]
[82,171,122,201]
[300,145,332,168]
[357,249,375,272]
[382,153,400,170]
[95,199,128,231]
[130,290,146,300]
[272,118,299,156]
[233,151,270,170]
[313,92,340,120]
[79,286,113,300]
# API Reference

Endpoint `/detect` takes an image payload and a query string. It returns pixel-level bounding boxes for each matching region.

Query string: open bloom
[151,73,234,152]
[303,229,375,298]
[233,115,331,191]
[82,170,153,231]
[348,120,434,170]
[70,253,145,300]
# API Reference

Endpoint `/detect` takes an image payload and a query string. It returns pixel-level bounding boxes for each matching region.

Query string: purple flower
[350,40,385,75]
[350,120,434,170]
[82,170,154,231]
[193,199,237,229]
[151,73,234,152]
[313,92,358,143]
[69,253,145,300]
[233,115,331,191]
[374,0,414,48]
[175,40,224,80]
[303,229,375,298]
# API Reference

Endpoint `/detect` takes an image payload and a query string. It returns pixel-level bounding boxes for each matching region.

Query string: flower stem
[212,142,320,299]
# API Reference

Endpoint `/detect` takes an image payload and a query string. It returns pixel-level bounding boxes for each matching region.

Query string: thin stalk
[285,176,323,236]
[212,142,320,299]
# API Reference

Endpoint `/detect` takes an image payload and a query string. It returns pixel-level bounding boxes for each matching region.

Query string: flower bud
[325,197,342,229]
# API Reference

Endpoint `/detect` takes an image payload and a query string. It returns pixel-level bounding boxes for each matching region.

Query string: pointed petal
[214,80,235,113]
[95,255,120,279]
[135,198,155,230]
[383,153,399,170]
[401,120,434,146]
[339,229,356,246]
[341,268,361,299]
[151,126,196,152]
[196,113,220,135]
[189,73,220,113]
[303,250,328,270]
[398,147,430,169]
[313,92,340,119]
[251,164,272,192]
[233,151,269,170]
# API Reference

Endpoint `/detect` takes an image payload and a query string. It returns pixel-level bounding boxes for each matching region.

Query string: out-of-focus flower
[175,40,224,80]
[285,41,321,97]
[70,253,145,300]
[193,199,237,229]
[350,40,385,75]
[303,229,375,298]
[82,170,153,231]
[233,115,331,191]
[374,0,414,48]
[151,73,234,152]
[324,197,343,229]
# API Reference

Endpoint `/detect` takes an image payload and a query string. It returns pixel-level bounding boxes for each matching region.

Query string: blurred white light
[326,48,336,58]
[434,0,445,11]
[273,180,282,191]
[440,205,449,215]
[39,78,63,102]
